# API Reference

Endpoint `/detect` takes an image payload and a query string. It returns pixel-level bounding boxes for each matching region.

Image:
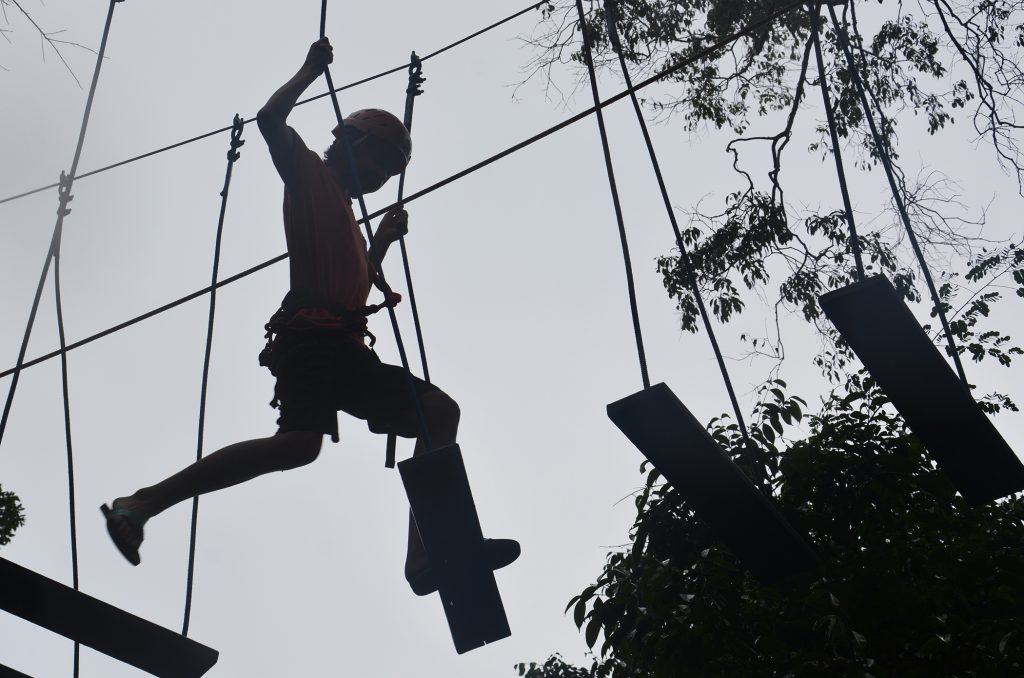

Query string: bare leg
[404,392,460,578]
[107,430,323,551]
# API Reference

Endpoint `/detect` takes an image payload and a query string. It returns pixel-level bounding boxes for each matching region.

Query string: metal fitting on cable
[407,52,425,97]
[227,114,245,162]
[57,171,74,217]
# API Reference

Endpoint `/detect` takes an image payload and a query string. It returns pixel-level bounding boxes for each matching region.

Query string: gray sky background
[2,1,1021,676]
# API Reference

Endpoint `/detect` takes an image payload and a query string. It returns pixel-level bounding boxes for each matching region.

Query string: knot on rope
[227,113,246,163]
[57,170,74,217]
[406,52,425,97]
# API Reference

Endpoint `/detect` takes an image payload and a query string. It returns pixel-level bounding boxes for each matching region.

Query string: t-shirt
[275,128,372,312]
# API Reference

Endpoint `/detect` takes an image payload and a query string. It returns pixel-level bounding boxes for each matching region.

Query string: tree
[518,0,1024,674]
[0,483,25,547]
[1,0,94,85]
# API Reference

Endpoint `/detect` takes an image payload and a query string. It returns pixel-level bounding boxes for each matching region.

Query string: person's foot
[100,497,150,566]
[405,538,521,596]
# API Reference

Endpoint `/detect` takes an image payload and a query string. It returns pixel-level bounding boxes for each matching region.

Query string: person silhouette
[102,37,519,595]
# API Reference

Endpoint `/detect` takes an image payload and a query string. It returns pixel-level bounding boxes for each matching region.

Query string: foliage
[0,484,25,547]
[529,0,1024,373]
[530,378,1024,676]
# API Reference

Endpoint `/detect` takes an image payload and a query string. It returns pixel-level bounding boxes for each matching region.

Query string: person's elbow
[256,107,286,139]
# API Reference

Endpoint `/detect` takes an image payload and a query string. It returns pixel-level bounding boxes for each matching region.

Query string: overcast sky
[2,1,1022,676]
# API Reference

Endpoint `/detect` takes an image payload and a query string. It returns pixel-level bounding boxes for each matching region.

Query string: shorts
[270,330,439,442]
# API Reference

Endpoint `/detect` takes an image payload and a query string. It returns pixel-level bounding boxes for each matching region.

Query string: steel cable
[1,0,807,385]
[0,1,548,208]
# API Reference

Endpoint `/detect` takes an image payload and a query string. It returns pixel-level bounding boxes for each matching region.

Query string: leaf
[585,617,602,649]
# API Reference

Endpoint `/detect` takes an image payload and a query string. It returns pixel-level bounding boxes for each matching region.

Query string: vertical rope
[319,0,432,450]
[602,0,755,459]
[0,0,123,450]
[0,3,122,673]
[575,0,651,390]
[182,115,245,637]
[386,54,429,468]
[53,232,79,678]
[808,4,865,282]
[396,53,430,384]
[825,3,968,385]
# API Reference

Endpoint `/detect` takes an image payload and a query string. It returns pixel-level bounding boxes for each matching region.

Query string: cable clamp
[227,113,246,162]
[406,51,426,96]
[56,170,74,217]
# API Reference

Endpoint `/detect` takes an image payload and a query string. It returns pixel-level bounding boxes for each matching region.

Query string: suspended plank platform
[398,444,511,654]
[608,383,819,584]
[0,557,219,677]
[0,663,33,678]
[820,275,1024,505]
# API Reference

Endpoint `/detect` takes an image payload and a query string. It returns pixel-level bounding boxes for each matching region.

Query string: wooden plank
[820,275,1024,505]
[607,383,819,584]
[398,445,511,654]
[0,663,33,678]
[0,557,219,677]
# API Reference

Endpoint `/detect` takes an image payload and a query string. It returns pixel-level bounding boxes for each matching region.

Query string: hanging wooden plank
[0,557,219,677]
[820,275,1024,505]
[608,383,818,584]
[0,662,33,678]
[398,444,511,654]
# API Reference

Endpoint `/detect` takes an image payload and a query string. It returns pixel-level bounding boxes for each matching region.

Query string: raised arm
[256,37,333,166]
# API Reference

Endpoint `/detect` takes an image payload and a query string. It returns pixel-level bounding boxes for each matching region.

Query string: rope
[602,0,756,461]
[181,115,245,637]
[825,3,968,384]
[0,2,123,674]
[53,237,80,678]
[385,53,429,468]
[319,0,433,450]
[396,53,431,385]
[576,0,650,390]
[0,0,122,448]
[1,0,807,384]
[808,4,865,282]
[0,1,548,209]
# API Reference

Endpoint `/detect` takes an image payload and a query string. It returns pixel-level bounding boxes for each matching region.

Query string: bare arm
[256,38,333,166]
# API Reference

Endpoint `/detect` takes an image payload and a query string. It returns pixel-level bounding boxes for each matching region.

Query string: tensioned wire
[0,1,550,208]
[1,0,809,384]
[0,1,125,676]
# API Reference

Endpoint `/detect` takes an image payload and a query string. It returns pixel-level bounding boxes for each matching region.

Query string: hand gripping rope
[1,1,809,395]
[318,0,433,452]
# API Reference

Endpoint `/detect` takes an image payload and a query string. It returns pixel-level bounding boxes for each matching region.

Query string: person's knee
[423,391,460,425]
[275,430,323,469]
